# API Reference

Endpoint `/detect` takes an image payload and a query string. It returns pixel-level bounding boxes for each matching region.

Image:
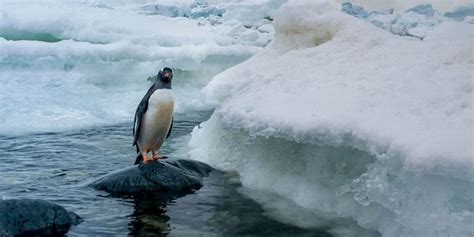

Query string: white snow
[189,0,474,236]
[0,0,283,135]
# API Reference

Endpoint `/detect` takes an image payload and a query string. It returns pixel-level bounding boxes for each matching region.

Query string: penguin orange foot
[152,152,159,161]
[142,155,155,164]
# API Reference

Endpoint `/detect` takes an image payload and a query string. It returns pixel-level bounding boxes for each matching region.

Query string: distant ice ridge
[139,1,225,18]
[0,0,284,135]
[190,0,473,236]
[342,2,474,39]
[138,0,286,47]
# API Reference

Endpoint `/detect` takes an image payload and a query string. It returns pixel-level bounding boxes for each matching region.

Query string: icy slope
[190,1,473,236]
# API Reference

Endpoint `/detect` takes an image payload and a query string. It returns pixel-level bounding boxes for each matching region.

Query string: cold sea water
[0,111,333,236]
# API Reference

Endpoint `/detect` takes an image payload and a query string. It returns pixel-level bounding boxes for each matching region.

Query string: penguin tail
[134,153,143,165]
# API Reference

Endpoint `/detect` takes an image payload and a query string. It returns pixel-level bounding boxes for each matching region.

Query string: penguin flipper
[133,84,156,147]
[166,117,173,139]
[132,102,146,147]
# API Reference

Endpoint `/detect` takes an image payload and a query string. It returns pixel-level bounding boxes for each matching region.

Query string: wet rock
[90,159,214,194]
[0,199,81,237]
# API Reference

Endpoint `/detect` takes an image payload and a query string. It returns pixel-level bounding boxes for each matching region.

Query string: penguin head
[158,67,173,83]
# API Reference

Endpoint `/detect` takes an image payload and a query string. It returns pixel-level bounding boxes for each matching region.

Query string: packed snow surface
[190,0,474,236]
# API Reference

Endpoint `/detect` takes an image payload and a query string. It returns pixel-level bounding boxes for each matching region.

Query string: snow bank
[0,0,284,135]
[190,0,474,236]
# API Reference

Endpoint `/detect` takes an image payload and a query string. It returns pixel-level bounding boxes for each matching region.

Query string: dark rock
[0,199,81,237]
[90,159,214,194]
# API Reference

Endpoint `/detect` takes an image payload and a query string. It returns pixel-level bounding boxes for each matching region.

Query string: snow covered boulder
[90,159,214,194]
[0,199,81,237]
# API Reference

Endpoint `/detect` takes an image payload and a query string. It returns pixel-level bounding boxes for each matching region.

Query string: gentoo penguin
[133,67,174,164]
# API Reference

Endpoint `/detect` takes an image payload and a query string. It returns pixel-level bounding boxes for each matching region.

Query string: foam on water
[0,0,283,135]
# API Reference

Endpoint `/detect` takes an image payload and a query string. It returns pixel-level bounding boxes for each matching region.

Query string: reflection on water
[126,171,331,237]
[129,193,173,236]
[0,111,330,236]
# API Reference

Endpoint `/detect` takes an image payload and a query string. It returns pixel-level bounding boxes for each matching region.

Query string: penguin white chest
[139,89,174,152]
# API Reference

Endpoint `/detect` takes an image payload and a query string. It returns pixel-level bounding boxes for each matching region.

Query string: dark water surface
[0,111,330,236]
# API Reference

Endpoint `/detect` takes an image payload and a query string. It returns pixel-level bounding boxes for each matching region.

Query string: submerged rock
[90,159,214,194]
[0,199,81,237]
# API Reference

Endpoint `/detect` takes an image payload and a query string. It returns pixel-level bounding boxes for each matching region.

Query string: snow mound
[190,0,474,236]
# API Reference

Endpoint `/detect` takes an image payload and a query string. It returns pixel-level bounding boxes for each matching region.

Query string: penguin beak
[164,72,172,78]
[159,67,173,81]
